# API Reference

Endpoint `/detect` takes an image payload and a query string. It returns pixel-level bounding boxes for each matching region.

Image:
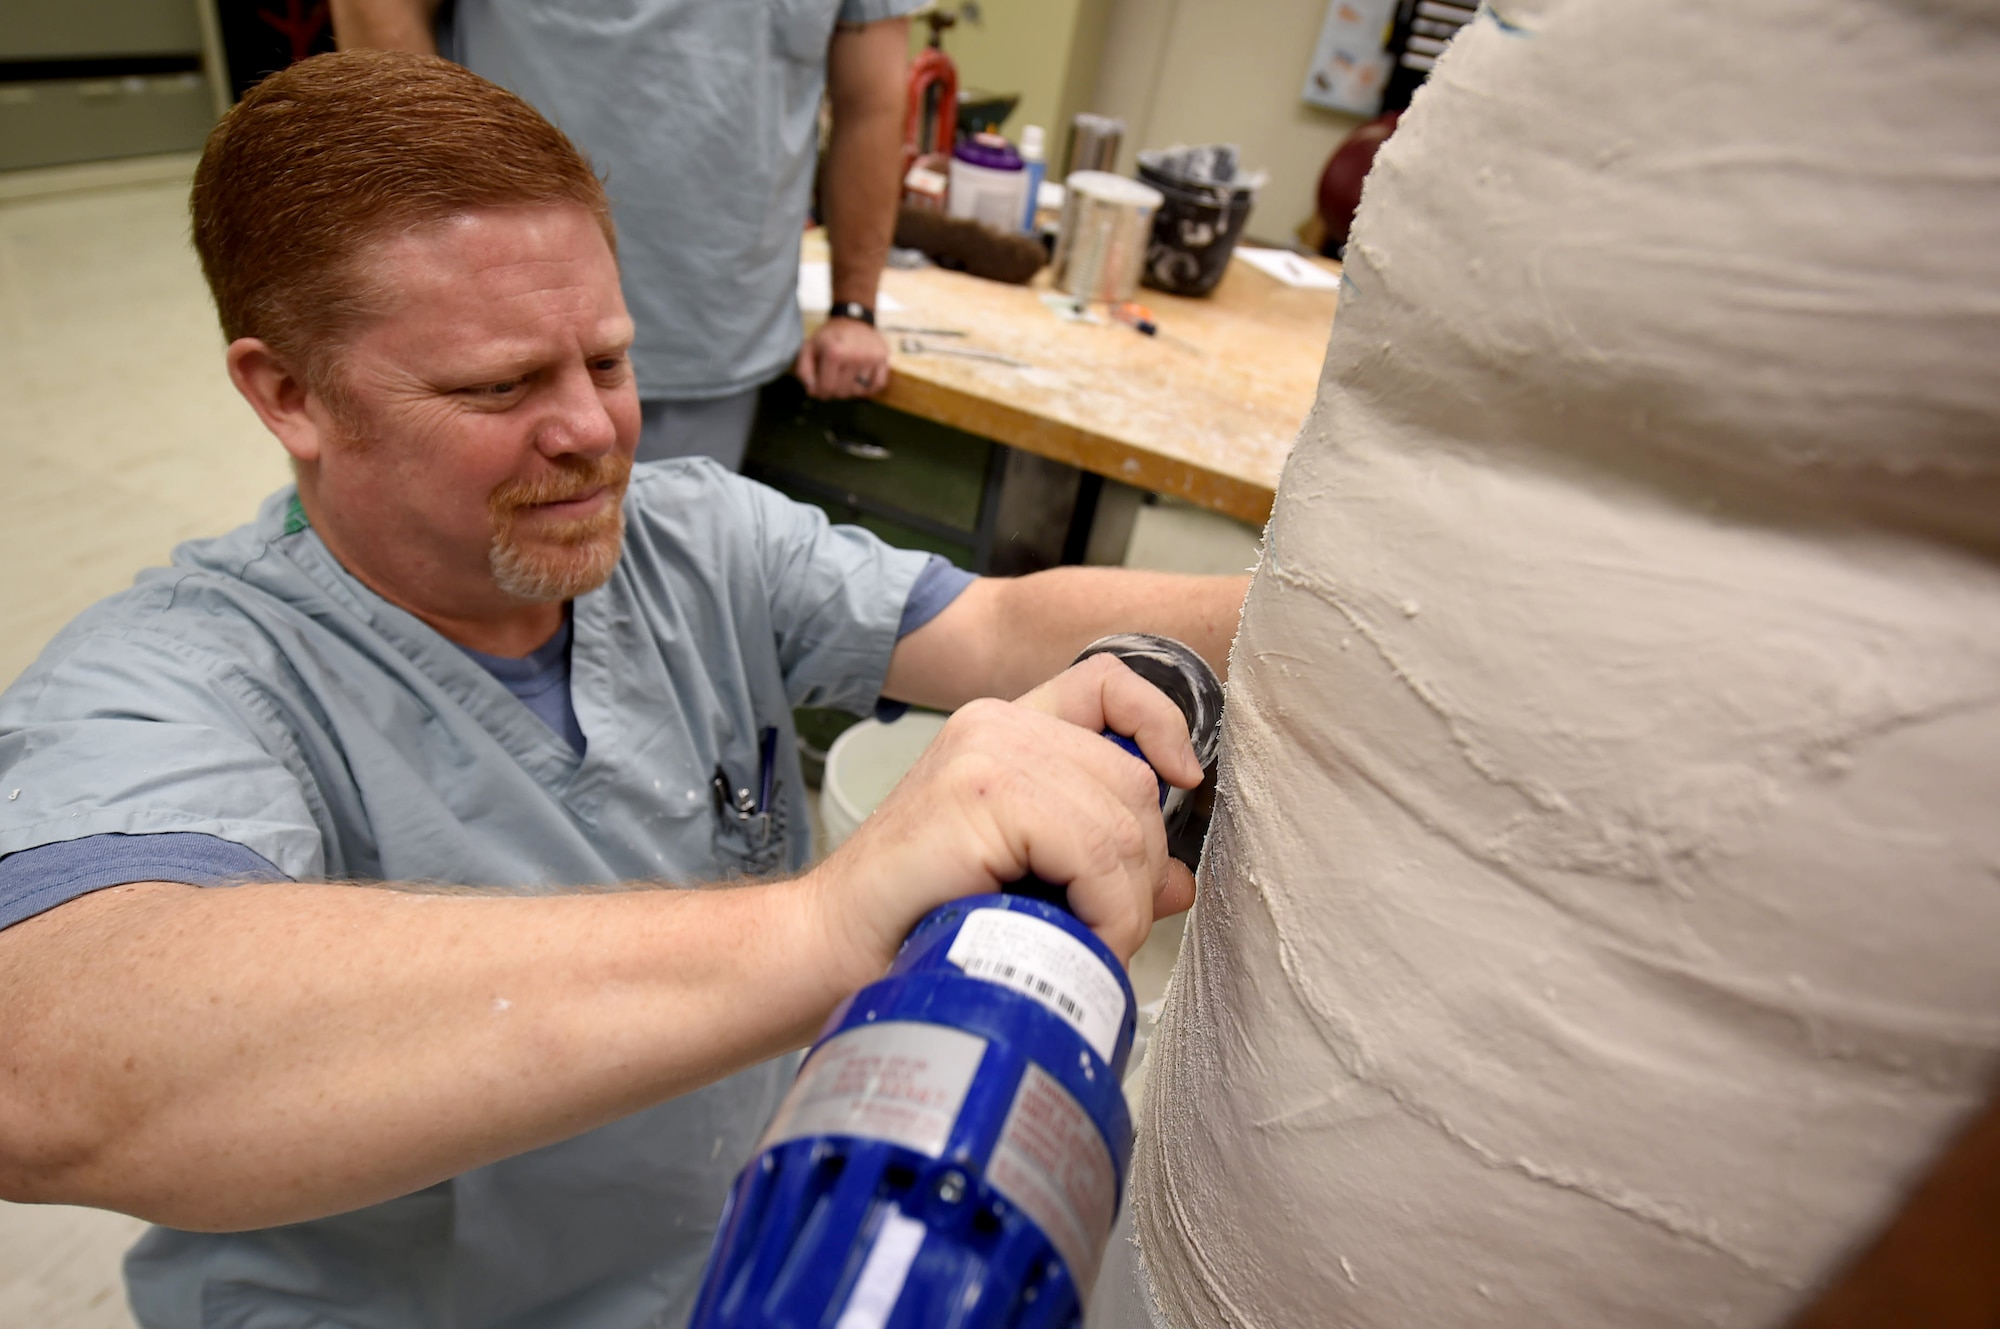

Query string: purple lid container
[953,132,1024,171]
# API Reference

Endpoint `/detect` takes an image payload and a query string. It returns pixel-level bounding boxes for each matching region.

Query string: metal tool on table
[687,635,1225,1329]
[897,336,1028,368]
[1109,301,1204,356]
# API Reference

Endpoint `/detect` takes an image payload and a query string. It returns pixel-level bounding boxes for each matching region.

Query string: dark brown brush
[892,207,1047,286]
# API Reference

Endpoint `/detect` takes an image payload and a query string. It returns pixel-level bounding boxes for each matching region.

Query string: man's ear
[226,338,333,466]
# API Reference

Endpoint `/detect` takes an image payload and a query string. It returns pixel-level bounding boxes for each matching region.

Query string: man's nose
[536,366,618,458]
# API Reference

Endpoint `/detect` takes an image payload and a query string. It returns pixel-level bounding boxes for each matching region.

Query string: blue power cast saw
[687,634,1224,1329]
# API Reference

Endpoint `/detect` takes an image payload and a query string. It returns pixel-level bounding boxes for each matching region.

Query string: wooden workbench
[812,237,1342,528]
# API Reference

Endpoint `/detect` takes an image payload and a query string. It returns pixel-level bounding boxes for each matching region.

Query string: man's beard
[487,453,632,602]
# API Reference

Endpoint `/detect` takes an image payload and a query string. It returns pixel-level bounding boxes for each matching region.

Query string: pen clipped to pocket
[711,725,786,876]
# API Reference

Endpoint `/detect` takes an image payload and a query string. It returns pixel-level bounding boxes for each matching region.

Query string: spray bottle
[1018,125,1047,235]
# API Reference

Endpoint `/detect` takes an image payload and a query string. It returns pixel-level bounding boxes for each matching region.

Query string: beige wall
[1087,0,1363,245]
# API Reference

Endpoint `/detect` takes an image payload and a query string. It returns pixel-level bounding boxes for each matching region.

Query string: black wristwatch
[827,300,876,327]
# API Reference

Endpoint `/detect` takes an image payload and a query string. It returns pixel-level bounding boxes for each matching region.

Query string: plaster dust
[1096,1,2000,1325]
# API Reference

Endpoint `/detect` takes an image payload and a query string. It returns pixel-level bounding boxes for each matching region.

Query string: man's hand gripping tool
[687,634,1223,1329]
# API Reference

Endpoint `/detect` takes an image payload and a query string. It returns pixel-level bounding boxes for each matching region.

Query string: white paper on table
[1233,247,1344,290]
[797,261,907,313]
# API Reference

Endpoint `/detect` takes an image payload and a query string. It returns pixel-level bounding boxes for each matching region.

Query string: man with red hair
[0,52,1246,1329]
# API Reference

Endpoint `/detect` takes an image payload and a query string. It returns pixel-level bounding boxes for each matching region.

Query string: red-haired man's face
[304,204,641,616]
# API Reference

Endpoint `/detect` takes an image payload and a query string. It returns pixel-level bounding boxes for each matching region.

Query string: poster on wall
[1301,0,1398,116]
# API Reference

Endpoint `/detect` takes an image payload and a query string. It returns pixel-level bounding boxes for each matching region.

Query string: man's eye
[591,357,626,374]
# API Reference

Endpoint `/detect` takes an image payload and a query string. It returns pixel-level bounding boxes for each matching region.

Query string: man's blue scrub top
[0,459,935,1328]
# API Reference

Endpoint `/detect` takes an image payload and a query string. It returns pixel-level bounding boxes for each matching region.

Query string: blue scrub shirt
[0,459,939,1327]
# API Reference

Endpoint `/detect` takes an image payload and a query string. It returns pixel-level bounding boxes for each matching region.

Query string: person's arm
[882,567,1253,711]
[794,18,908,400]
[0,659,1194,1233]
[329,0,441,54]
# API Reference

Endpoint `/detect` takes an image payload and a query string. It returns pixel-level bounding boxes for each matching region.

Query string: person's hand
[805,654,1203,992]
[795,317,890,399]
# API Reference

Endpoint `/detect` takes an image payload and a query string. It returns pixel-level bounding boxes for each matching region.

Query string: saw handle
[1002,635,1222,913]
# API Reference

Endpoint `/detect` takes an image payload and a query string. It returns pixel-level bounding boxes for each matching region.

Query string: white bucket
[818,711,950,851]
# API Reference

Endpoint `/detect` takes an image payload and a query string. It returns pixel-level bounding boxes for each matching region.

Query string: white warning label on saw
[986,1062,1118,1295]
[762,1022,987,1159]
[945,908,1127,1063]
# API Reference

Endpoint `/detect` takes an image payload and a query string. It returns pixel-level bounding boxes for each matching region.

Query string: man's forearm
[0,876,844,1230]
[330,0,441,54]
[885,568,1252,709]
[822,21,908,308]
[0,662,1198,1234]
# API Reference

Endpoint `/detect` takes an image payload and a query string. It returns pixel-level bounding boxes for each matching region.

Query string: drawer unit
[745,378,1088,577]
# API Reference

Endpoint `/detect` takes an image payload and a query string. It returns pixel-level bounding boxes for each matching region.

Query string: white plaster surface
[1114,1,2000,1324]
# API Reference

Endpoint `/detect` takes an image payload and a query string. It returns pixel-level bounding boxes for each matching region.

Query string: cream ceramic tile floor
[0,151,1266,1327]
[0,1203,146,1329]
[0,152,291,693]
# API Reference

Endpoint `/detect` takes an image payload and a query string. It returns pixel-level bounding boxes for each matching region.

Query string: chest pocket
[709,729,791,879]
[769,0,842,62]
[711,789,789,879]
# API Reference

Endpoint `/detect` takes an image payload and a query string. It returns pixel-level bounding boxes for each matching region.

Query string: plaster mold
[1114,1,2000,1323]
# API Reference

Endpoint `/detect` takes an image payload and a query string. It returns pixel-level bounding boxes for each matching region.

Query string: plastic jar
[947,133,1028,232]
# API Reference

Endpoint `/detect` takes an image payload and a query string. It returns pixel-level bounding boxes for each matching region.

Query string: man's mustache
[490,454,633,516]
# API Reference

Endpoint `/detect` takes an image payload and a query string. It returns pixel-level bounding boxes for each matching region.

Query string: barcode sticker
[945,909,1127,1063]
